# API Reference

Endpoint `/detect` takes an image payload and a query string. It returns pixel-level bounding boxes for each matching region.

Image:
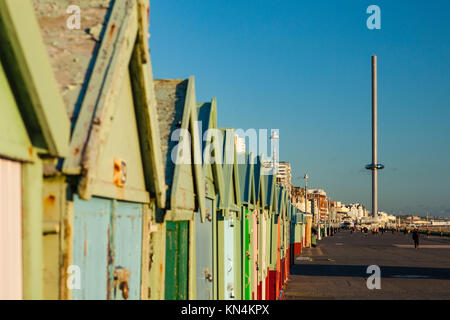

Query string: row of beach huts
[0,0,313,300]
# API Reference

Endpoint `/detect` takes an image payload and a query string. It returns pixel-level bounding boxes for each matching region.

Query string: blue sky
[149,1,450,217]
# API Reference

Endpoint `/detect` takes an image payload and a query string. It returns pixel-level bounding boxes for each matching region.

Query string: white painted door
[0,158,23,299]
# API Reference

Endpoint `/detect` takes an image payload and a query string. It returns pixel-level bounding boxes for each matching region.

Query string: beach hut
[33,0,166,299]
[262,170,277,300]
[216,128,241,300]
[267,184,283,299]
[237,152,256,300]
[292,210,304,256]
[154,76,206,300]
[196,100,225,300]
[253,155,267,300]
[305,214,313,248]
[277,186,287,297]
[285,197,292,281]
[289,206,296,263]
[0,0,70,299]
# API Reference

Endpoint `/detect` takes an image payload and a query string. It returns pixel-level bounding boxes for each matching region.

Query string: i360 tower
[365,56,384,218]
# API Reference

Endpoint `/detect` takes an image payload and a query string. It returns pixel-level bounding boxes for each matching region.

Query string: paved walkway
[285,230,450,299]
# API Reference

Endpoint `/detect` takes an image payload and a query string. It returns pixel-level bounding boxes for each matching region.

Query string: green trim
[165,209,195,221]
[199,99,225,205]
[169,76,206,221]
[234,208,242,299]
[22,153,43,299]
[254,155,266,210]
[147,219,166,300]
[129,27,166,208]
[219,128,241,218]
[216,209,225,300]
[212,198,218,300]
[187,77,206,222]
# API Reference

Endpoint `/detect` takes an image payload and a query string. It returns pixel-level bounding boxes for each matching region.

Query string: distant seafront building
[308,189,329,222]
[291,186,312,214]
[347,203,366,221]
[276,161,292,197]
[291,186,305,209]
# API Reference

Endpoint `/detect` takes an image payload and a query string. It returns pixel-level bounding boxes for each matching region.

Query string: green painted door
[165,221,189,300]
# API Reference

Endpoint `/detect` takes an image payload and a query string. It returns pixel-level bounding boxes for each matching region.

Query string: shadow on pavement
[290,264,450,280]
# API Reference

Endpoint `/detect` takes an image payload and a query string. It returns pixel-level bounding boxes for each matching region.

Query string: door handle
[205,269,213,282]
[114,267,131,300]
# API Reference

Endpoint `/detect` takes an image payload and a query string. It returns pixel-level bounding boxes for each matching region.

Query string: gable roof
[254,155,266,209]
[287,198,292,221]
[34,0,165,206]
[154,77,206,220]
[277,185,286,218]
[0,0,69,159]
[262,173,276,213]
[197,99,225,205]
[218,128,241,216]
[237,152,256,207]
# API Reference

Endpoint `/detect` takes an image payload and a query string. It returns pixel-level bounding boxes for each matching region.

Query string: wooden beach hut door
[224,212,236,300]
[276,217,281,299]
[252,209,258,299]
[112,201,143,300]
[195,199,214,300]
[165,221,189,300]
[0,158,22,300]
[260,212,267,300]
[73,197,143,300]
[243,207,252,300]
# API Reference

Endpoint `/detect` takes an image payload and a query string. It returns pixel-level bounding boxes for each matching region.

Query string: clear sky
[149,0,450,217]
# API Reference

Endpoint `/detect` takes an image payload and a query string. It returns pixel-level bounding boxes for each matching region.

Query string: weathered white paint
[0,158,23,300]
[252,209,258,298]
[261,212,266,300]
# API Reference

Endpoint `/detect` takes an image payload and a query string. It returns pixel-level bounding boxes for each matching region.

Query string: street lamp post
[304,174,308,215]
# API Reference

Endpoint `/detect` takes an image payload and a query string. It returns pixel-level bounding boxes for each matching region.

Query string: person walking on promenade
[412,229,420,250]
